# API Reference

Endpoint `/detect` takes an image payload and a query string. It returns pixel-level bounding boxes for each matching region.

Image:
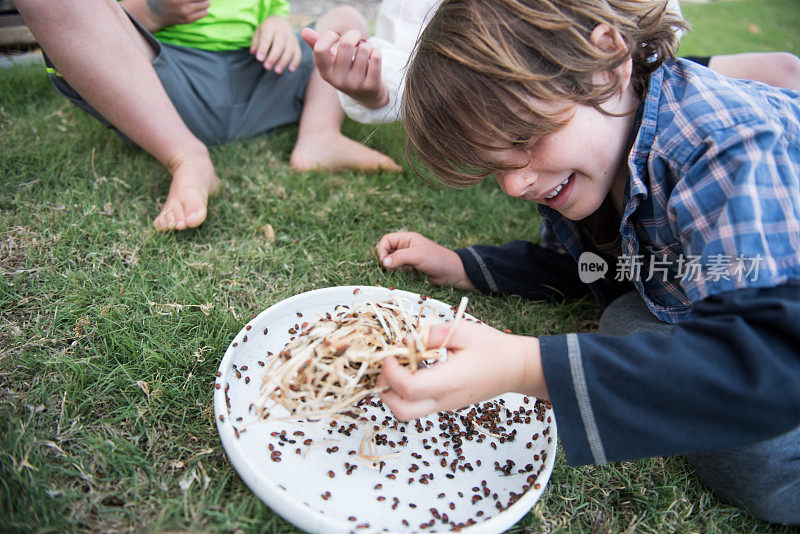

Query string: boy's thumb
[300,27,319,48]
[382,248,419,270]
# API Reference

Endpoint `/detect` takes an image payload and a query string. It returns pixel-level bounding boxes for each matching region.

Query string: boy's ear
[589,23,633,92]
[589,23,625,54]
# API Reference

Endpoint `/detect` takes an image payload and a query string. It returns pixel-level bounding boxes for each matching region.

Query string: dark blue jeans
[598,291,800,525]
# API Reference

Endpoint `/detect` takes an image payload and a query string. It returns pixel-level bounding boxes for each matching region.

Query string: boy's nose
[495,169,535,198]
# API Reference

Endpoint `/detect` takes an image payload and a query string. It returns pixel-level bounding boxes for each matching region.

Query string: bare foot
[290,132,402,172]
[153,154,221,232]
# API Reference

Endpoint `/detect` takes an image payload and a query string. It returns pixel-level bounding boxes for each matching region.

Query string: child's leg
[16,0,219,231]
[687,427,800,525]
[290,6,402,172]
[708,52,800,91]
[597,291,674,336]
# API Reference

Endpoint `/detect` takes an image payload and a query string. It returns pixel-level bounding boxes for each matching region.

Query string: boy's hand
[378,322,547,421]
[120,0,210,33]
[301,27,390,110]
[377,232,475,289]
[250,16,302,73]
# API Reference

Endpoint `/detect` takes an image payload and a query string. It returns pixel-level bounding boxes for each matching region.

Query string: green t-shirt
[152,0,290,51]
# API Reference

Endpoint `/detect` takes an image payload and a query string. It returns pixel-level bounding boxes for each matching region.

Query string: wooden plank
[0,1,17,14]
[0,13,23,27]
[0,26,35,46]
[0,14,36,47]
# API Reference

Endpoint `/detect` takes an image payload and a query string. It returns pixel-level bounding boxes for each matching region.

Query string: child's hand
[377,232,475,289]
[120,0,210,32]
[301,27,390,110]
[250,16,302,73]
[378,322,546,421]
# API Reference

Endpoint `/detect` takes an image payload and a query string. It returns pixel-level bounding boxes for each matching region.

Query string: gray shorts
[46,12,314,146]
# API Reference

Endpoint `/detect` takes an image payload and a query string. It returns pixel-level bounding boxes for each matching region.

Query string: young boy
[375,0,800,524]
[300,0,800,126]
[16,0,401,232]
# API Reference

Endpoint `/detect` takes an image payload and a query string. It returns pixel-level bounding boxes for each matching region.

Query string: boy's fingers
[424,322,477,350]
[351,41,372,76]
[250,26,264,54]
[376,232,415,260]
[274,51,291,73]
[273,34,297,73]
[313,30,340,51]
[300,27,319,48]
[265,36,286,70]
[380,388,438,421]
[339,29,364,49]
[376,234,400,260]
[256,27,276,62]
[365,48,383,87]
[312,30,340,74]
[289,43,303,72]
[256,40,270,64]
[331,30,362,71]
[250,28,259,54]
[381,355,453,401]
[425,323,453,349]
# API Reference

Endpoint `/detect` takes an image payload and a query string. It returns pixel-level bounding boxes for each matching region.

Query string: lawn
[1,1,798,532]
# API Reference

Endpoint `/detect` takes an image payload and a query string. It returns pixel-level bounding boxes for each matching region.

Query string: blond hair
[403,0,686,186]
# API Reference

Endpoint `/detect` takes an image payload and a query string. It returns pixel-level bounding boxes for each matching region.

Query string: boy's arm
[381,283,800,465]
[338,0,443,124]
[377,232,590,300]
[456,240,590,301]
[541,283,800,465]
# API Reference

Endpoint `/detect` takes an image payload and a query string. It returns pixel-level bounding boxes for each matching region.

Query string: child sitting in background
[301,0,800,126]
[376,0,800,524]
[16,0,401,232]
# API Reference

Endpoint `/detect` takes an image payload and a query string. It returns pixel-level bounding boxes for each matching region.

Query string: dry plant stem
[255,297,469,420]
[358,428,402,465]
[439,296,469,350]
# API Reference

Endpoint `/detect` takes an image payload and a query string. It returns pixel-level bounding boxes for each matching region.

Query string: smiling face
[490,94,638,220]
[402,7,669,211]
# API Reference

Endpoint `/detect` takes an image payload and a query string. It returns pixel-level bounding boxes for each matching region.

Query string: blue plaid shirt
[540,59,800,323]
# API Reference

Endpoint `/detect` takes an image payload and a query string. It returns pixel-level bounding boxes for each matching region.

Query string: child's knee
[770,52,800,89]
[317,5,367,34]
[687,429,800,525]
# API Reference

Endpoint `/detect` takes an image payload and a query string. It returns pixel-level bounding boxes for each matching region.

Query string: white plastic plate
[214,286,556,533]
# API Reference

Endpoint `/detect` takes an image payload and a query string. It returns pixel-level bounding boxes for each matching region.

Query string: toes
[184,205,207,229]
[155,189,209,232]
[154,202,186,232]
[153,207,176,232]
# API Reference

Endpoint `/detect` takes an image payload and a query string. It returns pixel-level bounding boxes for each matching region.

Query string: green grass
[1,1,799,532]
[678,0,800,56]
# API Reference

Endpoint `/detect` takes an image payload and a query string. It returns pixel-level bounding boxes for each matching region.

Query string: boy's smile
[492,91,639,220]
